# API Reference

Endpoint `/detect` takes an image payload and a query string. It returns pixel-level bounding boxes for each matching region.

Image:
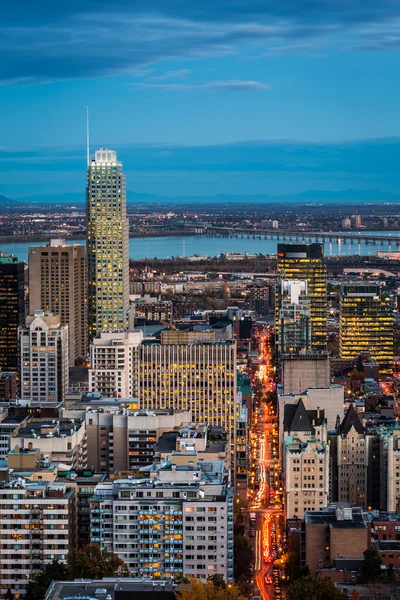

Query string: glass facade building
[0,253,25,374]
[87,149,129,341]
[339,283,393,375]
[277,244,327,350]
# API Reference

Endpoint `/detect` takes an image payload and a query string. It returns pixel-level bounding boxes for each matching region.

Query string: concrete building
[0,371,17,400]
[301,505,370,575]
[283,399,330,519]
[277,244,327,350]
[84,408,191,472]
[89,330,143,398]
[90,451,234,581]
[0,479,76,599]
[249,284,275,316]
[139,332,237,441]
[29,239,87,365]
[87,149,130,340]
[279,384,344,436]
[10,418,87,469]
[0,253,25,374]
[277,279,311,354]
[280,352,331,394]
[339,283,393,375]
[19,312,69,403]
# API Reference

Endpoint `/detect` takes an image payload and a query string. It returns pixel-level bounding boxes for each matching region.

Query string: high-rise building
[139,330,237,440]
[339,283,393,375]
[277,244,327,350]
[87,149,129,341]
[89,330,143,398]
[249,283,275,316]
[0,252,25,374]
[0,478,76,599]
[29,239,87,365]
[277,279,311,354]
[19,311,69,402]
[90,451,234,581]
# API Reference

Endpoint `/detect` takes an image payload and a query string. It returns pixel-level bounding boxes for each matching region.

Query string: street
[249,328,283,600]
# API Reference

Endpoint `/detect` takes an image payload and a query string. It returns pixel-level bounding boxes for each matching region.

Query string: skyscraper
[339,283,393,375]
[277,244,327,350]
[87,149,129,341]
[0,252,25,374]
[277,279,311,354]
[29,239,87,365]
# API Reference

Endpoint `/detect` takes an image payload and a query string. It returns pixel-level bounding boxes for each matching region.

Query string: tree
[234,535,254,582]
[25,559,70,600]
[68,545,130,579]
[286,576,346,600]
[5,590,13,600]
[361,547,383,583]
[175,578,248,600]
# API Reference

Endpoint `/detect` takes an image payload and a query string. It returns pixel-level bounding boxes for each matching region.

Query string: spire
[339,403,364,435]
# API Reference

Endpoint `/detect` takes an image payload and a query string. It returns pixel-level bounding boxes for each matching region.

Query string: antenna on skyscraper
[86,106,90,167]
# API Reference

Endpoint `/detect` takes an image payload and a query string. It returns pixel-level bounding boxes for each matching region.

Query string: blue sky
[2,1,400,198]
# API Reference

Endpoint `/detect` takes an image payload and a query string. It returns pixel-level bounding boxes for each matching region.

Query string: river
[0,233,398,263]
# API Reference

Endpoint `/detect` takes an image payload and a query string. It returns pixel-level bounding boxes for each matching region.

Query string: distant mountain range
[2,188,400,206]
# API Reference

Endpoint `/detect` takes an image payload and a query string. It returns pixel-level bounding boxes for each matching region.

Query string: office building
[277,279,311,354]
[90,451,234,581]
[339,283,393,375]
[19,312,69,403]
[135,298,173,323]
[249,284,275,316]
[0,252,25,373]
[139,331,237,440]
[277,244,327,350]
[0,479,75,600]
[29,239,87,365]
[87,149,129,340]
[283,399,330,519]
[0,371,17,400]
[89,330,143,398]
[300,505,369,575]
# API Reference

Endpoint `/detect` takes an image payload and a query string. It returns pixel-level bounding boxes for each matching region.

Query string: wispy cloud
[136,79,270,91]
[1,2,400,84]
[148,69,192,81]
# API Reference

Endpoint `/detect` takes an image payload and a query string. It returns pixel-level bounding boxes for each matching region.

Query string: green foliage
[361,547,383,582]
[68,544,130,579]
[234,535,254,582]
[175,578,248,600]
[286,576,346,600]
[25,560,70,600]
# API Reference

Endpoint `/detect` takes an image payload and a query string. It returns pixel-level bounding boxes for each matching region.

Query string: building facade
[139,333,237,440]
[87,149,129,340]
[89,330,143,398]
[277,279,311,354]
[29,239,87,365]
[90,452,233,581]
[277,244,327,350]
[339,283,393,375]
[0,253,25,374]
[19,312,69,402]
[0,480,75,599]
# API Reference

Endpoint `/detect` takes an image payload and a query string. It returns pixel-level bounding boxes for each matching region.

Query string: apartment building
[10,419,87,469]
[0,479,75,599]
[89,330,143,398]
[283,399,330,519]
[90,451,233,581]
[84,408,191,472]
[277,279,311,355]
[135,298,173,322]
[19,312,69,403]
[29,240,87,365]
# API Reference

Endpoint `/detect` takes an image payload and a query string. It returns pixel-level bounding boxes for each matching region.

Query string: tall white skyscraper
[87,149,129,341]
